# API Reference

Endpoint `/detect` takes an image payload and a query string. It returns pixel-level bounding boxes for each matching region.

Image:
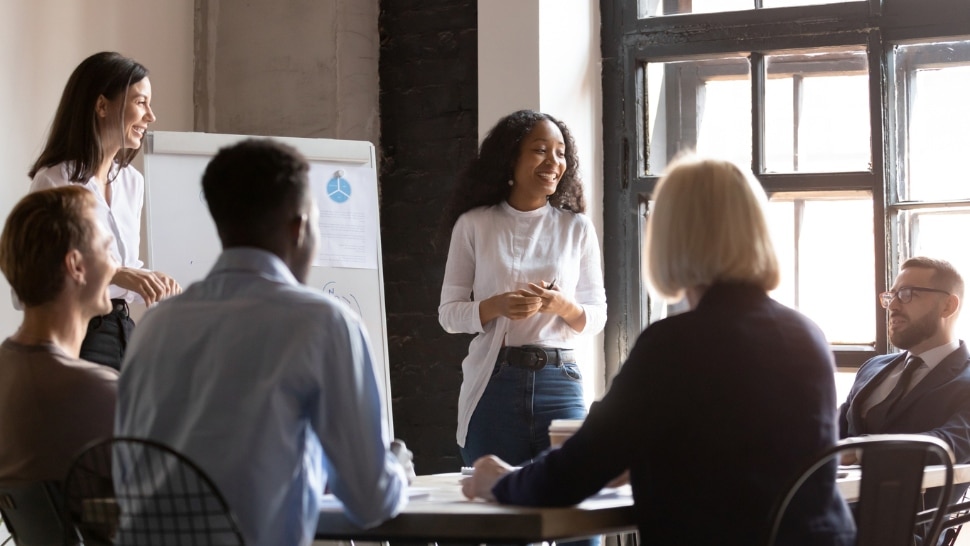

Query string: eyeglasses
[879,286,951,309]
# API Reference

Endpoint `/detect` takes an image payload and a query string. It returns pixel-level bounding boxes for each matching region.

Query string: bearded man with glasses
[838,256,970,543]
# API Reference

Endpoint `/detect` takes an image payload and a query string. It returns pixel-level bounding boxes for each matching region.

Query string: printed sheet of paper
[309,162,379,269]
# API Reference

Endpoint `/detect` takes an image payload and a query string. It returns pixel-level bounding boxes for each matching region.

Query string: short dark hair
[438,110,585,246]
[901,256,965,301]
[201,139,310,246]
[0,186,96,306]
[29,51,150,182]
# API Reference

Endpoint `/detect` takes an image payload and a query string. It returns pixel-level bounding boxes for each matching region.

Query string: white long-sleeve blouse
[439,201,607,446]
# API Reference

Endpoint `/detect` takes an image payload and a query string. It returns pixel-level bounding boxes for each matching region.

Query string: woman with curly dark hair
[439,110,607,470]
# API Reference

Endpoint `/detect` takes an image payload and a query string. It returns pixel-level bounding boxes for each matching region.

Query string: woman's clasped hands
[485,280,562,321]
[527,281,563,314]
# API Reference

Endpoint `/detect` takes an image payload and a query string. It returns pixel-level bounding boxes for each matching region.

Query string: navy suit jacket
[838,341,970,464]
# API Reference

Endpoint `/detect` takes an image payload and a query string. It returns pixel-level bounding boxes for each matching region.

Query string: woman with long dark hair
[28,51,181,370]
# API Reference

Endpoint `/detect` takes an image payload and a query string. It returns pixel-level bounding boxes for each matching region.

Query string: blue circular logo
[327,170,351,203]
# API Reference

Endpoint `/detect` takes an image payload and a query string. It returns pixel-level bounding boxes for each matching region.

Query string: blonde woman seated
[462,156,856,546]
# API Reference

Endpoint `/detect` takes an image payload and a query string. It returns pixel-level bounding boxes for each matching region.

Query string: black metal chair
[63,437,245,545]
[0,481,80,546]
[918,488,970,546]
[766,434,955,546]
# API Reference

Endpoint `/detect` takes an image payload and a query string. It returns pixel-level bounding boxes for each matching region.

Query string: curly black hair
[437,110,585,246]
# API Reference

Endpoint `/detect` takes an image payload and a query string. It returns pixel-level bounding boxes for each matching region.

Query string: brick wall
[378,0,478,473]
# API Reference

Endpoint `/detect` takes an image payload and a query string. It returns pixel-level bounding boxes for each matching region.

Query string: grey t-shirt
[0,338,117,483]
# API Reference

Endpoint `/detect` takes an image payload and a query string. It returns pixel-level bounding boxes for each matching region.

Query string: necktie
[865,355,924,433]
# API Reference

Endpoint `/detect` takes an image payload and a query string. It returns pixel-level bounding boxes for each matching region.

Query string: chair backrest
[63,437,245,546]
[0,481,80,546]
[767,433,955,546]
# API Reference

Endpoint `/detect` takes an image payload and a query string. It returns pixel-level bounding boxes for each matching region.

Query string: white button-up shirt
[31,162,145,302]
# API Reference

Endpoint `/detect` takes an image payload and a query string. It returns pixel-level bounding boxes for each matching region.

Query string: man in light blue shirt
[116,139,410,546]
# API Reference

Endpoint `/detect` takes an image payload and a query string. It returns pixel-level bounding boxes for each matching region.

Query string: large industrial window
[601,0,970,372]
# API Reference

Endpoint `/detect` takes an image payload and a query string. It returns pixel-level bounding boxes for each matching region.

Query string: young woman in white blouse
[439,110,607,469]
[28,51,181,370]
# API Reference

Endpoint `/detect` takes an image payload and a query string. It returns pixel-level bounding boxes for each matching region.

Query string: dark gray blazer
[839,342,970,544]
[838,341,970,463]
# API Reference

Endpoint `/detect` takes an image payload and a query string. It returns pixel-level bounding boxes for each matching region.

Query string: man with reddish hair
[0,186,118,484]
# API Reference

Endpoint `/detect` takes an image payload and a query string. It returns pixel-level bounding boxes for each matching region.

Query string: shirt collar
[500,200,551,217]
[210,247,300,287]
[909,339,961,371]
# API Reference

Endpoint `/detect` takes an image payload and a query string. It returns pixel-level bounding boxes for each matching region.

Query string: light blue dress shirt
[116,248,408,546]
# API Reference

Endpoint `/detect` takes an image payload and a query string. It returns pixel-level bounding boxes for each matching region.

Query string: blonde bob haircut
[645,155,780,301]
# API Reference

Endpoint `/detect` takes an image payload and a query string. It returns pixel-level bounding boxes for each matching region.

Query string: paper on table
[456,467,627,499]
[588,485,632,500]
[319,487,432,509]
[837,465,861,480]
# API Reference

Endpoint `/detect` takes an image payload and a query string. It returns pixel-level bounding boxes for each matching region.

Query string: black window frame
[600,0,970,376]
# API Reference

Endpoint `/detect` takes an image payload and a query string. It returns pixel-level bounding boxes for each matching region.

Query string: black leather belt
[109,298,129,318]
[499,346,575,370]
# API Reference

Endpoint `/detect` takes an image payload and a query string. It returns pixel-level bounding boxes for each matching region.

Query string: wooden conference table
[836,463,970,502]
[314,465,970,544]
[315,473,636,544]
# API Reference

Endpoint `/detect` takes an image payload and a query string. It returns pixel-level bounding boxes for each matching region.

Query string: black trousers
[79,299,135,371]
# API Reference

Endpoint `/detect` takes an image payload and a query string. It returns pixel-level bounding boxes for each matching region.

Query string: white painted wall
[477,1,542,138]
[0,0,195,336]
[478,0,605,400]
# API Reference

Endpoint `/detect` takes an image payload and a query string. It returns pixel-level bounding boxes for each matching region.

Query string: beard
[889,310,940,350]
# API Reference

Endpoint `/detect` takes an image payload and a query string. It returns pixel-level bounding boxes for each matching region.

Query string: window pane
[894,40,970,202]
[761,0,858,7]
[639,199,690,330]
[765,48,870,173]
[640,0,752,17]
[897,208,970,342]
[767,193,875,345]
[645,57,751,175]
[640,0,857,16]
[696,79,752,168]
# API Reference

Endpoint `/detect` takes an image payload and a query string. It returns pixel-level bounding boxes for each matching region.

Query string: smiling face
[99,77,156,153]
[886,266,953,353]
[507,120,567,211]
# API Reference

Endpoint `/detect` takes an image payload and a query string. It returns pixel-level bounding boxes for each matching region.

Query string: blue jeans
[461,355,587,466]
[462,355,598,546]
